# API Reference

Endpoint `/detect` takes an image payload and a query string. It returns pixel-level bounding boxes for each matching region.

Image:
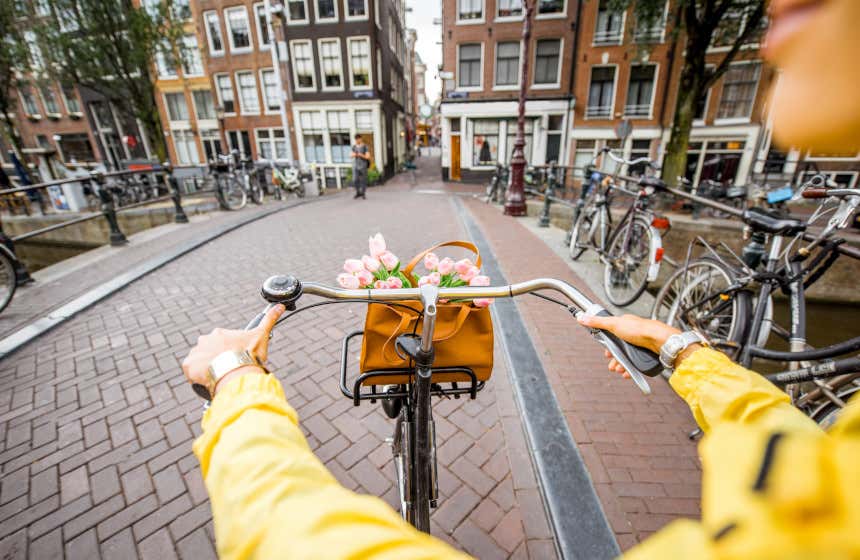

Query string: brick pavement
[0,160,557,559]
[463,198,702,551]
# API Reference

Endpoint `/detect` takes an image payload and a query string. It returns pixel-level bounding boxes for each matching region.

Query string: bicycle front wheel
[249,175,265,205]
[568,213,592,261]
[602,216,653,307]
[0,251,17,314]
[219,177,248,210]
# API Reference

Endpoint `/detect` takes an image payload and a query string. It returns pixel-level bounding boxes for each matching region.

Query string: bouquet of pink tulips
[337,233,493,307]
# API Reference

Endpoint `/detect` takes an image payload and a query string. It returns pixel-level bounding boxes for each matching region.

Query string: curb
[0,197,326,360]
[453,197,621,560]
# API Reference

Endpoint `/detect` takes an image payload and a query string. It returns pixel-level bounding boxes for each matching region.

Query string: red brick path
[462,197,702,550]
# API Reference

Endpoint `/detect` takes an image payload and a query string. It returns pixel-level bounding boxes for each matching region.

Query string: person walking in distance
[351,135,371,199]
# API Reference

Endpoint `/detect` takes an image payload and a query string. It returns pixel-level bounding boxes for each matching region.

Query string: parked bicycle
[568,148,669,307]
[206,154,248,211]
[484,163,509,204]
[198,275,663,533]
[235,154,265,205]
[651,177,860,426]
[0,234,21,314]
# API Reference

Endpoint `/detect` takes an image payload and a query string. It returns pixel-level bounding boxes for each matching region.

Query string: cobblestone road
[0,161,556,559]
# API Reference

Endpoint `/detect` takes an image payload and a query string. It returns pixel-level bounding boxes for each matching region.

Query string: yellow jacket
[193,349,860,559]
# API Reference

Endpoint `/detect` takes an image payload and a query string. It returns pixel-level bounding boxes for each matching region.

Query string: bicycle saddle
[742,207,806,235]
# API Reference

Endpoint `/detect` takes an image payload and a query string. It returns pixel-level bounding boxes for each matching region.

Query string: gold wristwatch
[192,349,268,400]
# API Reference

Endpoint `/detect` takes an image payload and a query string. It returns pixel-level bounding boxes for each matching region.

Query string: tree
[29,0,185,163]
[612,0,765,185]
[0,2,31,160]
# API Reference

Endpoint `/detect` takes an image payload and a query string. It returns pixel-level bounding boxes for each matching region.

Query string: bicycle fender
[647,226,663,282]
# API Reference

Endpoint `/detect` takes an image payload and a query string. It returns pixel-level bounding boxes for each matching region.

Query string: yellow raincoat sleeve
[192,373,471,560]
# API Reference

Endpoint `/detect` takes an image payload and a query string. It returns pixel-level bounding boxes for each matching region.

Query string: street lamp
[215,105,226,156]
[504,0,533,216]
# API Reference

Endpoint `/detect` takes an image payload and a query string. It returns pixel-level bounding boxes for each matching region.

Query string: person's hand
[577,313,680,379]
[182,304,285,394]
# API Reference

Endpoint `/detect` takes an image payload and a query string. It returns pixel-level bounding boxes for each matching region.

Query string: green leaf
[391,262,401,275]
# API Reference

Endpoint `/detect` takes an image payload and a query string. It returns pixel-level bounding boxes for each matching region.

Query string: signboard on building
[447,91,469,99]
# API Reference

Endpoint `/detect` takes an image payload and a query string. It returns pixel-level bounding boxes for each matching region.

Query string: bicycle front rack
[339,330,485,406]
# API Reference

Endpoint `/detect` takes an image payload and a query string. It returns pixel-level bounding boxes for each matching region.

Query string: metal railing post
[538,162,557,228]
[92,172,128,246]
[162,163,189,223]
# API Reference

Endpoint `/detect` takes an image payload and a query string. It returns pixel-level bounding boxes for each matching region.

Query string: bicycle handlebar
[601,147,657,169]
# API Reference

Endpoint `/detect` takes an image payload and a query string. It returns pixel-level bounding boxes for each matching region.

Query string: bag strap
[379,304,475,364]
[403,240,482,277]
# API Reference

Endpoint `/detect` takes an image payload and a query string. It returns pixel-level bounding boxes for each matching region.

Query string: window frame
[585,64,618,120]
[39,86,62,117]
[344,0,368,21]
[715,60,762,124]
[286,0,309,24]
[61,86,82,115]
[317,37,344,91]
[253,3,273,51]
[255,127,290,162]
[532,38,563,89]
[456,42,484,91]
[259,68,281,114]
[535,0,567,20]
[623,63,659,119]
[191,89,217,122]
[290,40,317,92]
[314,0,339,23]
[456,0,485,25]
[214,73,237,115]
[225,6,254,54]
[495,0,523,22]
[493,40,522,90]
[172,129,200,165]
[346,36,373,91]
[593,1,626,46]
[235,70,261,116]
[203,10,225,56]
[163,91,191,123]
[181,34,205,78]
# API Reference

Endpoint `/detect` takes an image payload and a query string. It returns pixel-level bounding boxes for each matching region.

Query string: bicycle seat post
[419,284,439,355]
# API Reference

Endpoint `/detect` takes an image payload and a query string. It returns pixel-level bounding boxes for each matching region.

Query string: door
[450,135,461,181]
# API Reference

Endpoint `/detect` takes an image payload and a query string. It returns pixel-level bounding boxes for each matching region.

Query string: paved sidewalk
[0,161,557,559]
[463,198,702,550]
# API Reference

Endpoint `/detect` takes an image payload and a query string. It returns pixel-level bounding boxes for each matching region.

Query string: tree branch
[707,1,765,87]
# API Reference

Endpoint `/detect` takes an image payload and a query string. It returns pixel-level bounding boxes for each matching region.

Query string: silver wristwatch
[659,331,708,370]
[192,350,267,400]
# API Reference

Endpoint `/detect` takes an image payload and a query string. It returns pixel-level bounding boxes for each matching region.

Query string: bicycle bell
[261,275,302,310]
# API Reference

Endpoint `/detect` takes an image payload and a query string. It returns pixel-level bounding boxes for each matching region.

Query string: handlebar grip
[594,310,662,376]
[801,188,828,199]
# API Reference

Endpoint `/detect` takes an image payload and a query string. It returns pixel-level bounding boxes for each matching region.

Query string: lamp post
[215,105,226,156]
[504,0,533,216]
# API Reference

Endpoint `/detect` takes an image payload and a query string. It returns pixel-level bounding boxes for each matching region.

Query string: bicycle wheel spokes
[603,218,652,307]
[222,177,248,210]
[0,253,16,313]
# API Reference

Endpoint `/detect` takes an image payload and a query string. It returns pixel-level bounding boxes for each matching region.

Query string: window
[299,111,325,162]
[377,48,382,92]
[318,39,343,89]
[356,110,373,131]
[201,130,223,161]
[473,120,499,166]
[497,0,522,18]
[171,0,191,19]
[717,62,760,120]
[574,140,597,179]
[226,7,252,52]
[40,87,61,115]
[495,42,519,86]
[505,118,534,163]
[155,43,177,78]
[625,65,656,117]
[291,41,315,90]
[24,31,43,72]
[458,44,482,88]
[533,39,561,85]
[586,66,616,118]
[19,86,40,116]
[545,114,563,164]
[634,3,666,43]
[287,0,308,22]
[316,0,337,21]
[537,0,564,16]
[57,134,95,162]
[694,89,710,121]
[458,0,483,21]
[204,11,225,55]
[628,139,651,176]
[345,0,367,19]
[236,71,260,114]
[181,35,204,76]
[254,4,272,48]
[215,74,235,114]
[227,130,252,158]
[173,130,199,165]
[261,69,280,112]
[256,128,289,160]
[686,139,745,186]
[165,92,190,121]
[594,0,623,45]
[348,37,371,88]
[61,86,81,114]
[328,111,350,163]
[193,90,216,120]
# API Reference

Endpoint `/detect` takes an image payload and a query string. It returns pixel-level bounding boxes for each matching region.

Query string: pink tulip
[437,257,455,275]
[424,252,440,271]
[453,258,474,275]
[418,272,441,286]
[337,273,360,289]
[369,233,386,258]
[469,275,490,287]
[387,277,403,289]
[379,251,399,271]
[361,255,380,272]
[356,269,374,287]
[374,279,389,289]
[474,298,493,308]
[459,265,480,283]
[343,259,364,274]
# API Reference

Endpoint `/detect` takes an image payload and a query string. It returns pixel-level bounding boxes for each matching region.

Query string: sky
[406,0,442,104]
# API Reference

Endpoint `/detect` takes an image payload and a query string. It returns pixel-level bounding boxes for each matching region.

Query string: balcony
[634,26,664,43]
[593,29,623,46]
[624,104,651,118]
[585,105,612,119]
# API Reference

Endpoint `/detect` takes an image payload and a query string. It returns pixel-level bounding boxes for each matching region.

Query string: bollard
[91,172,128,246]
[538,162,557,228]
[162,163,189,224]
